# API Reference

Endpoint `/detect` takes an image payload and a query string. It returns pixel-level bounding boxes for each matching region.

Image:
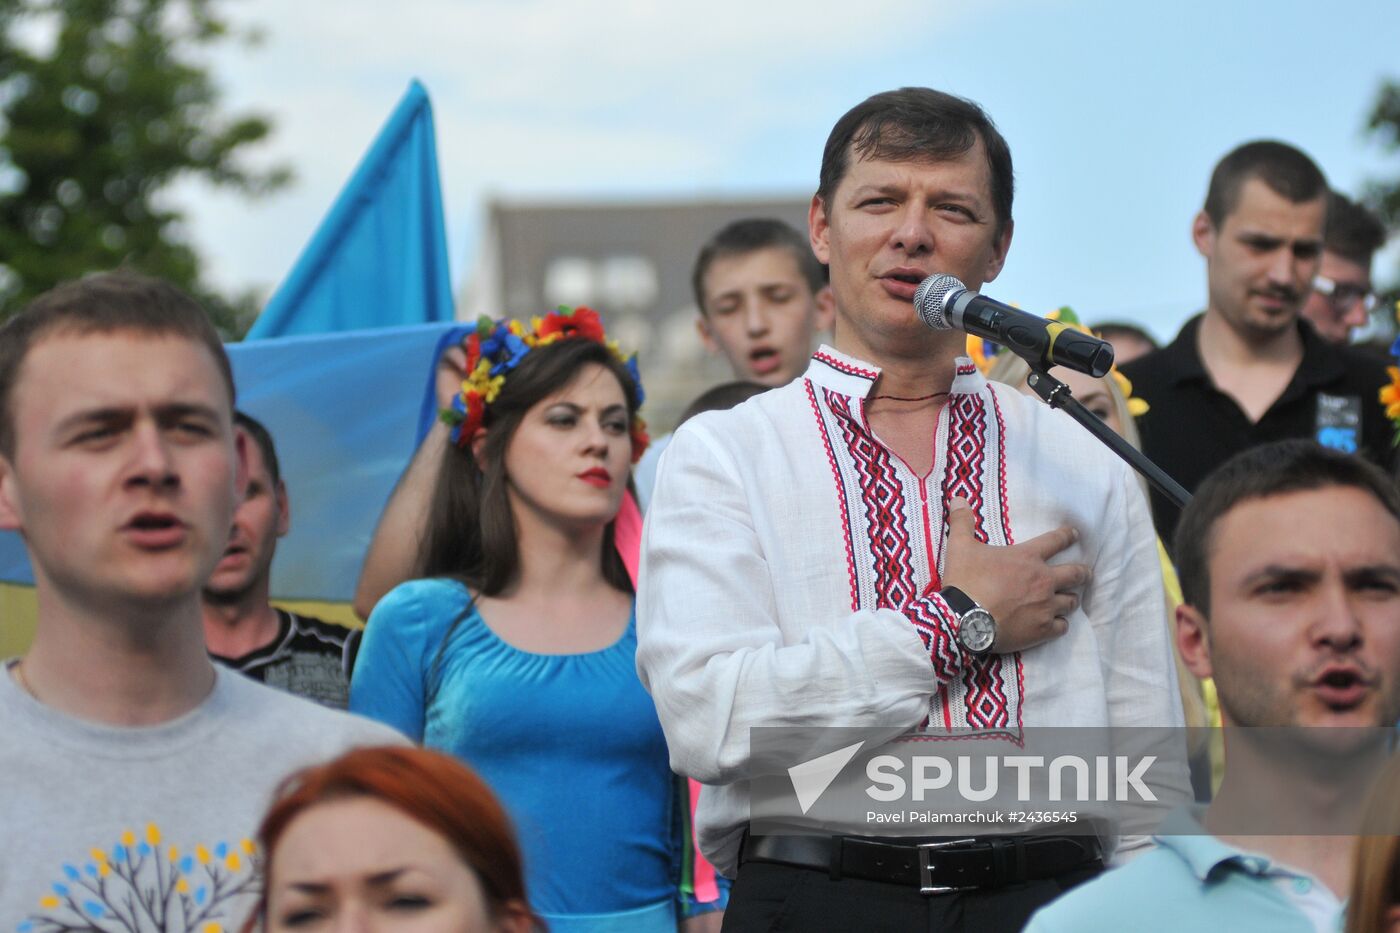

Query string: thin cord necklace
[11,660,37,699]
[869,390,950,402]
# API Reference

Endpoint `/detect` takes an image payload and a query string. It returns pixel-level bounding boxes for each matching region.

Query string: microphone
[913,274,1115,378]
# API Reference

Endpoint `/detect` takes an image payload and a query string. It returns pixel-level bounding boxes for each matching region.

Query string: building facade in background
[463,196,811,431]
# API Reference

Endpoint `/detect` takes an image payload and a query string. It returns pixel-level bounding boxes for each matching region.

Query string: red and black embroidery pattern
[804,380,859,611]
[933,388,1021,739]
[826,390,918,611]
[806,370,1024,742]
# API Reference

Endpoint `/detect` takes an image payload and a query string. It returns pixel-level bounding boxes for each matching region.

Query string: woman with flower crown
[350,308,713,932]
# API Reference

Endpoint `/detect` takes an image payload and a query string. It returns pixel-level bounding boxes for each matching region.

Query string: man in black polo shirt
[1122,141,1395,547]
[201,412,360,708]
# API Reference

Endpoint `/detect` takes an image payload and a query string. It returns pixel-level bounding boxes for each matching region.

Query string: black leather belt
[740,834,1102,895]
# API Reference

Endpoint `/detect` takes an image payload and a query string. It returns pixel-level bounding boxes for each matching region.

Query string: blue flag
[246,80,454,338]
[227,322,461,599]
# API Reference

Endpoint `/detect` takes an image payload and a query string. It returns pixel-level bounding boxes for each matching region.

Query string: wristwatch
[942,586,997,657]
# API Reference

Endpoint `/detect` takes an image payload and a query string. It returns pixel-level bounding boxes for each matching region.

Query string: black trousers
[721,859,1102,932]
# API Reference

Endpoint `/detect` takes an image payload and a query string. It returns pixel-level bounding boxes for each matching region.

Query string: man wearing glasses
[1301,190,1388,344]
[1122,142,1397,546]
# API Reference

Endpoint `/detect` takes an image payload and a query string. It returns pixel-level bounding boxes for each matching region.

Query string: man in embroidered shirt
[0,273,402,930]
[1026,440,1400,932]
[637,88,1184,932]
[1299,190,1387,345]
[1121,143,1395,547]
[202,412,360,709]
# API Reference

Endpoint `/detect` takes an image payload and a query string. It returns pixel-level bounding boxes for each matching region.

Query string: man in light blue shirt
[1027,440,1400,932]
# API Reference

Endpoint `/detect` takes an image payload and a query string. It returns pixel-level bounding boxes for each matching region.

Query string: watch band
[940,585,979,616]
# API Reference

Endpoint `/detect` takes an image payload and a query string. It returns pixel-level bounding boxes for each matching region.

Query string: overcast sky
[179,0,1400,341]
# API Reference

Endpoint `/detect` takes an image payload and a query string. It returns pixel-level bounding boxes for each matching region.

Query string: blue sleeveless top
[350,578,682,931]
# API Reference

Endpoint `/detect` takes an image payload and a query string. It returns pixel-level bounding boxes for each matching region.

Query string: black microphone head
[913,274,967,330]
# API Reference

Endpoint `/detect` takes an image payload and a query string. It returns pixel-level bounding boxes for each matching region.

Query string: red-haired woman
[248,745,537,932]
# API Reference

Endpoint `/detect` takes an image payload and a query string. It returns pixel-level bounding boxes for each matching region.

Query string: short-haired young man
[638,88,1183,932]
[1300,190,1388,344]
[633,218,834,508]
[202,412,360,709]
[1122,142,1395,546]
[0,273,401,929]
[692,217,834,387]
[1026,441,1400,932]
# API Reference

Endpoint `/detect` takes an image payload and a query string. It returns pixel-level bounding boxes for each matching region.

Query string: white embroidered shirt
[637,346,1186,875]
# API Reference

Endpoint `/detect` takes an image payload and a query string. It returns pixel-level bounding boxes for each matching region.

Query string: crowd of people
[1,85,1399,933]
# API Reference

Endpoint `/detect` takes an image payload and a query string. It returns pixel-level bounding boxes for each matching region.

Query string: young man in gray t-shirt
[0,273,402,931]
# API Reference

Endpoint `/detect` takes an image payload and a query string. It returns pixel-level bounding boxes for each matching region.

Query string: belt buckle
[917,838,980,895]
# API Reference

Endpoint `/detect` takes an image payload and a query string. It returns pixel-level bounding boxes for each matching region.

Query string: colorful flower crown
[965,306,1148,416]
[440,306,650,462]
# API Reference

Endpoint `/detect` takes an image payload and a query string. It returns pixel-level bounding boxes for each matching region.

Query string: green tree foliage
[0,0,289,335]
[1360,79,1400,339]
[1366,79,1400,228]
[1366,79,1400,232]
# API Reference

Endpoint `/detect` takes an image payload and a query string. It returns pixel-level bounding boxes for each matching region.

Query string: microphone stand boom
[1025,367,1191,510]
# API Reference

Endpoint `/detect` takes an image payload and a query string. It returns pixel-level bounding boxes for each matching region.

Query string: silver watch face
[958,609,996,654]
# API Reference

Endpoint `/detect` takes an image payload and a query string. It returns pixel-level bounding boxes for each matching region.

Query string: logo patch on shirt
[1315,394,1361,454]
[19,825,260,932]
